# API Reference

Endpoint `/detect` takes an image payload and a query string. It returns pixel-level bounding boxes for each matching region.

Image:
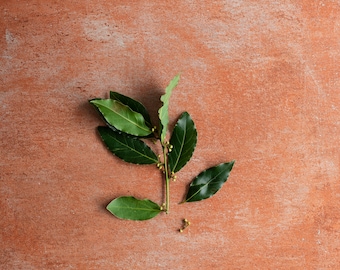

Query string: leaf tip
[88,98,96,104]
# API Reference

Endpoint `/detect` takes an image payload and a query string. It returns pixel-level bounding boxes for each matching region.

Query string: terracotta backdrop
[1,1,340,269]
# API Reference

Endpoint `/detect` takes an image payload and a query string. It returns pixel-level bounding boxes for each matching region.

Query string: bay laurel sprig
[89,74,235,222]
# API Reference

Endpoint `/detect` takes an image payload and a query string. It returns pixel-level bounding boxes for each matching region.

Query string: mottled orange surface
[1,1,340,269]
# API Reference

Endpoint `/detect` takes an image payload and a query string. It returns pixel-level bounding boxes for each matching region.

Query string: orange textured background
[1,1,340,269]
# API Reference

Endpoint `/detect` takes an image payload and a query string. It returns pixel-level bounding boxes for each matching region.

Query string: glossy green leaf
[184,161,235,203]
[106,196,162,220]
[98,126,158,164]
[90,99,152,136]
[110,91,152,128]
[158,74,180,142]
[168,112,197,173]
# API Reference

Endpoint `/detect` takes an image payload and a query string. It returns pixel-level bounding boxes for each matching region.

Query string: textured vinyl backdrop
[1,1,340,269]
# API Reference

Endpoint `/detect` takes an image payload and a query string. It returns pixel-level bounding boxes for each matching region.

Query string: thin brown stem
[162,143,170,214]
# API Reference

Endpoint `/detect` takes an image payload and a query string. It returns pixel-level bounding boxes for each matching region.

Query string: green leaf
[168,112,197,173]
[110,91,153,128]
[98,126,158,164]
[106,196,162,220]
[184,161,235,203]
[90,99,152,136]
[158,74,180,142]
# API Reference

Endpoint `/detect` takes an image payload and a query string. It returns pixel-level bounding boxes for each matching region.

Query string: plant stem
[162,143,170,214]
